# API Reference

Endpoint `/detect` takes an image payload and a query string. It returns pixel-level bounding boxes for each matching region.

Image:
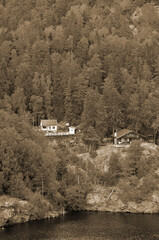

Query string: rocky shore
[0,195,60,228]
[0,186,159,228]
[86,186,159,214]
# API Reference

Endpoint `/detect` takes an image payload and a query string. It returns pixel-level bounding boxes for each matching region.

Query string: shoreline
[86,186,159,215]
[1,208,159,230]
[1,182,159,228]
[0,197,158,229]
[0,195,63,228]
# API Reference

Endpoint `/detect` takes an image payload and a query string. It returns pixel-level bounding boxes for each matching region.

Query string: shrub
[29,192,51,219]
[64,185,87,211]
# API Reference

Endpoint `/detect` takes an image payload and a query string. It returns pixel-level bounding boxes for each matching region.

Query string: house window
[52,126,55,129]
[43,126,46,129]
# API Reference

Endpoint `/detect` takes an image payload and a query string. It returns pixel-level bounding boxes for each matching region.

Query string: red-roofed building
[112,129,145,145]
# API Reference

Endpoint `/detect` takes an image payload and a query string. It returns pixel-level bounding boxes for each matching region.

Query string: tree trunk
[154,129,157,144]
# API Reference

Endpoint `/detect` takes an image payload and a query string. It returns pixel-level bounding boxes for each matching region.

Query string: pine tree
[86,54,102,91]
[11,87,26,115]
[29,95,43,126]
[95,95,108,138]
[0,58,9,98]
[103,76,123,134]
[44,89,52,119]
[123,142,143,178]
[128,93,142,133]
[84,126,100,152]
[82,88,98,131]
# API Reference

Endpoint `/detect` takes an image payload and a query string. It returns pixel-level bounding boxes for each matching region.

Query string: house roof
[41,119,57,126]
[112,129,136,139]
[69,126,76,129]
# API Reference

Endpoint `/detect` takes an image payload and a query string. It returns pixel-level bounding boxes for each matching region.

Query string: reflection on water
[0,211,159,240]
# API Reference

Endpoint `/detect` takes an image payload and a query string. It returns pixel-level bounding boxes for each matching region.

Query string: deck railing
[45,131,74,136]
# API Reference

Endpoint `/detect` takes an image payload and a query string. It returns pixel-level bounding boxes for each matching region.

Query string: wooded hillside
[0,0,159,139]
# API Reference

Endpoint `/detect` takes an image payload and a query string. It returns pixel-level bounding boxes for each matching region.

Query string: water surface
[0,211,159,240]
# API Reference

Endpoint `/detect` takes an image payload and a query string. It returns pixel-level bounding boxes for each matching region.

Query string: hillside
[1,137,159,228]
[79,142,159,171]
[0,111,94,227]
[82,143,159,213]
[0,0,159,226]
[0,0,159,141]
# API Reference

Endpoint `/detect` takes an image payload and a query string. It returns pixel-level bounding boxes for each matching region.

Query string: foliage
[0,0,158,140]
[0,0,159,211]
[97,142,159,203]
[29,192,52,219]
[118,142,159,202]
[99,152,122,186]
[0,110,95,211]
[64,183,91,211]
[122,141,144,178]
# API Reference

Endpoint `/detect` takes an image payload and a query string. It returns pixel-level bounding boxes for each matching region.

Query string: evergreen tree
[11,87,26,115]
[103,76,123,134]
[95,94,108,138]
[82,88,98,131]
[84,125,100,152]
[29,95,43,126]
[122,141,143,178]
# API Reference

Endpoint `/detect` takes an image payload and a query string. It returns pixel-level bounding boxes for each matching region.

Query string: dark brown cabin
[112,129,145,145]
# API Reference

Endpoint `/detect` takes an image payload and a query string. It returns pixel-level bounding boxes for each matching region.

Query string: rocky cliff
[83,143,159,214]
[0,195,59,228]
[0,187,158,228]
[86,185,159,214]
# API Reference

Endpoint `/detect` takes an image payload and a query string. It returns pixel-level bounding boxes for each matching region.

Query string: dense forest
[0,110,94,212]
[0,0,159,212]
[0,110,159,213]
[0,0,159,140]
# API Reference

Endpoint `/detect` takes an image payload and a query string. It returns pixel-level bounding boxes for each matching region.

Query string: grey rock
[86,186,159,214]
[0,195,60,227]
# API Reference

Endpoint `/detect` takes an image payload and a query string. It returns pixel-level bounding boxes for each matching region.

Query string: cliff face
[0,188,158,228]
[86,186,159,214]
[0,196,59,228]
[83,143,159,214]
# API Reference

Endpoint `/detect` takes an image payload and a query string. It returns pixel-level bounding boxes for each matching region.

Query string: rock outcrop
[0,195,59,228]
[86,186,159,214]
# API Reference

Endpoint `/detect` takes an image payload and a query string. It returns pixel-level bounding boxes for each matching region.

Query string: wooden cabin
[112,129,145,145]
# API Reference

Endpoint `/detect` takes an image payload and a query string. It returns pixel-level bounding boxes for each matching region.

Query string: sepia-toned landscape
[0,0,159,239]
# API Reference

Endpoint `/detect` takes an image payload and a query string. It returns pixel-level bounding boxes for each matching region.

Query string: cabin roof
[112,129,136,139]
[41,119,57,126]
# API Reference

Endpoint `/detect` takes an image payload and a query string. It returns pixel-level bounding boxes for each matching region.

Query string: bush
[5,174,30,199]
[64,185,87,211]
[118,178,143,203]
[29,192,51,219]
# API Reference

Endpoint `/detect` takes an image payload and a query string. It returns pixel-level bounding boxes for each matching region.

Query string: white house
[40,119,57,132]
[69,126,76,135]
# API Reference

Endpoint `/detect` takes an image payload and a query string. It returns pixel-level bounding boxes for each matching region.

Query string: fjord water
[0,212,159,240]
